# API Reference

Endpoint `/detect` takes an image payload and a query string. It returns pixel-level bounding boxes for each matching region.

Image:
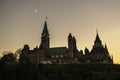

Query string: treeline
[0,52,120,80]
[0,63,120,80]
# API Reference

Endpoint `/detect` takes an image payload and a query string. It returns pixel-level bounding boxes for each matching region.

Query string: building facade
[20,21,113,64]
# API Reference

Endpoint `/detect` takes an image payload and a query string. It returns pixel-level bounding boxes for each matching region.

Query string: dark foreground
[0,63,120,80]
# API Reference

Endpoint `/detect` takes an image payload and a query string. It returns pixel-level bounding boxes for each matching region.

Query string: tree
[15,48,22,60]
[0,52,17,65]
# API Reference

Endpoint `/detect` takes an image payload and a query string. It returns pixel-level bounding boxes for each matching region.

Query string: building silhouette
[20,20,113,64]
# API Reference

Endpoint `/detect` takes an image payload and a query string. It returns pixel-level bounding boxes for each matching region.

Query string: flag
[45,16,48,19]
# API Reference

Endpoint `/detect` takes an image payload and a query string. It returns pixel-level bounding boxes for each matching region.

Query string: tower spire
[42,21,49,35]
[40,20,50,49]
[94,28,101,44]
[68,33,72,38]
[42,16,49,34]
[105,43,109,54]
[105,43,107,49]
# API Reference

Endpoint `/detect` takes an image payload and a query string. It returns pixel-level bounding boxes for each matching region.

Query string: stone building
[20,20,113,64]
[85,32,113,63]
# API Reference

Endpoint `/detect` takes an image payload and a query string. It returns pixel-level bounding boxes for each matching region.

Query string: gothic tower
[68,33,73,52]
[39,21,50,49]
[73,36,77,51]
[68,33,78,52]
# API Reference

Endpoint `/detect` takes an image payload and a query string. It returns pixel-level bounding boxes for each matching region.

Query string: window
[60,55,63,58]
[51,55,55,58]
[56,55,59,58]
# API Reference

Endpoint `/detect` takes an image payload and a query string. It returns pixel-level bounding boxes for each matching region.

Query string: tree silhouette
[0,52,17,65]
[15,48,22,60]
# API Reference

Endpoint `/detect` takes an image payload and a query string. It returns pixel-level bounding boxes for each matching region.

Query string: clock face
[43,33,46,36]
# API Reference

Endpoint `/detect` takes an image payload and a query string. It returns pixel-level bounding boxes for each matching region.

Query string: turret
[73,36,77,50]
[22,44,30,54]
[68,33,73,52]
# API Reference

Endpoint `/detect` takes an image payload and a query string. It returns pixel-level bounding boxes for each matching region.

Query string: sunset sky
[0,0,120,64]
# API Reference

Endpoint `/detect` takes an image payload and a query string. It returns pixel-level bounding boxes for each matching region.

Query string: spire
[40,20,50,49]
[94,32,101,44]
[72,36,76,45]
[68,33,72,38]
[105,43,109,54]
[43,17,48,34]
[73,36,76,43]
[72,36,77,50]
[105,43,107,49]
[111,54,113,60]
[42,21,49,34]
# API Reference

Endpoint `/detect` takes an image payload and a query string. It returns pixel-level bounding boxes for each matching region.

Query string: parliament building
[20,20,113,64]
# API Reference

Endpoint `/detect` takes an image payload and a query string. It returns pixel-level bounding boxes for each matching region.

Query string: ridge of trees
[0,49,120,80]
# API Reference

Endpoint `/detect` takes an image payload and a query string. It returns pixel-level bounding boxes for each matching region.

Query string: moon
[34,9,38,13]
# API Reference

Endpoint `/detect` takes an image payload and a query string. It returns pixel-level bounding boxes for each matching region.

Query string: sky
[0,0,120,64]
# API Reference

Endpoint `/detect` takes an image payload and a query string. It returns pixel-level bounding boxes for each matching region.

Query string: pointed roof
[105,43,107,49]
[43,21,49,34]
[105,43,109,53]
[73,36,76,42]
[94,33,101,43]
[68,33,72,38]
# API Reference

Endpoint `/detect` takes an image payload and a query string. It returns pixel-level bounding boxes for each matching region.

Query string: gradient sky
[0,0,120,64]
